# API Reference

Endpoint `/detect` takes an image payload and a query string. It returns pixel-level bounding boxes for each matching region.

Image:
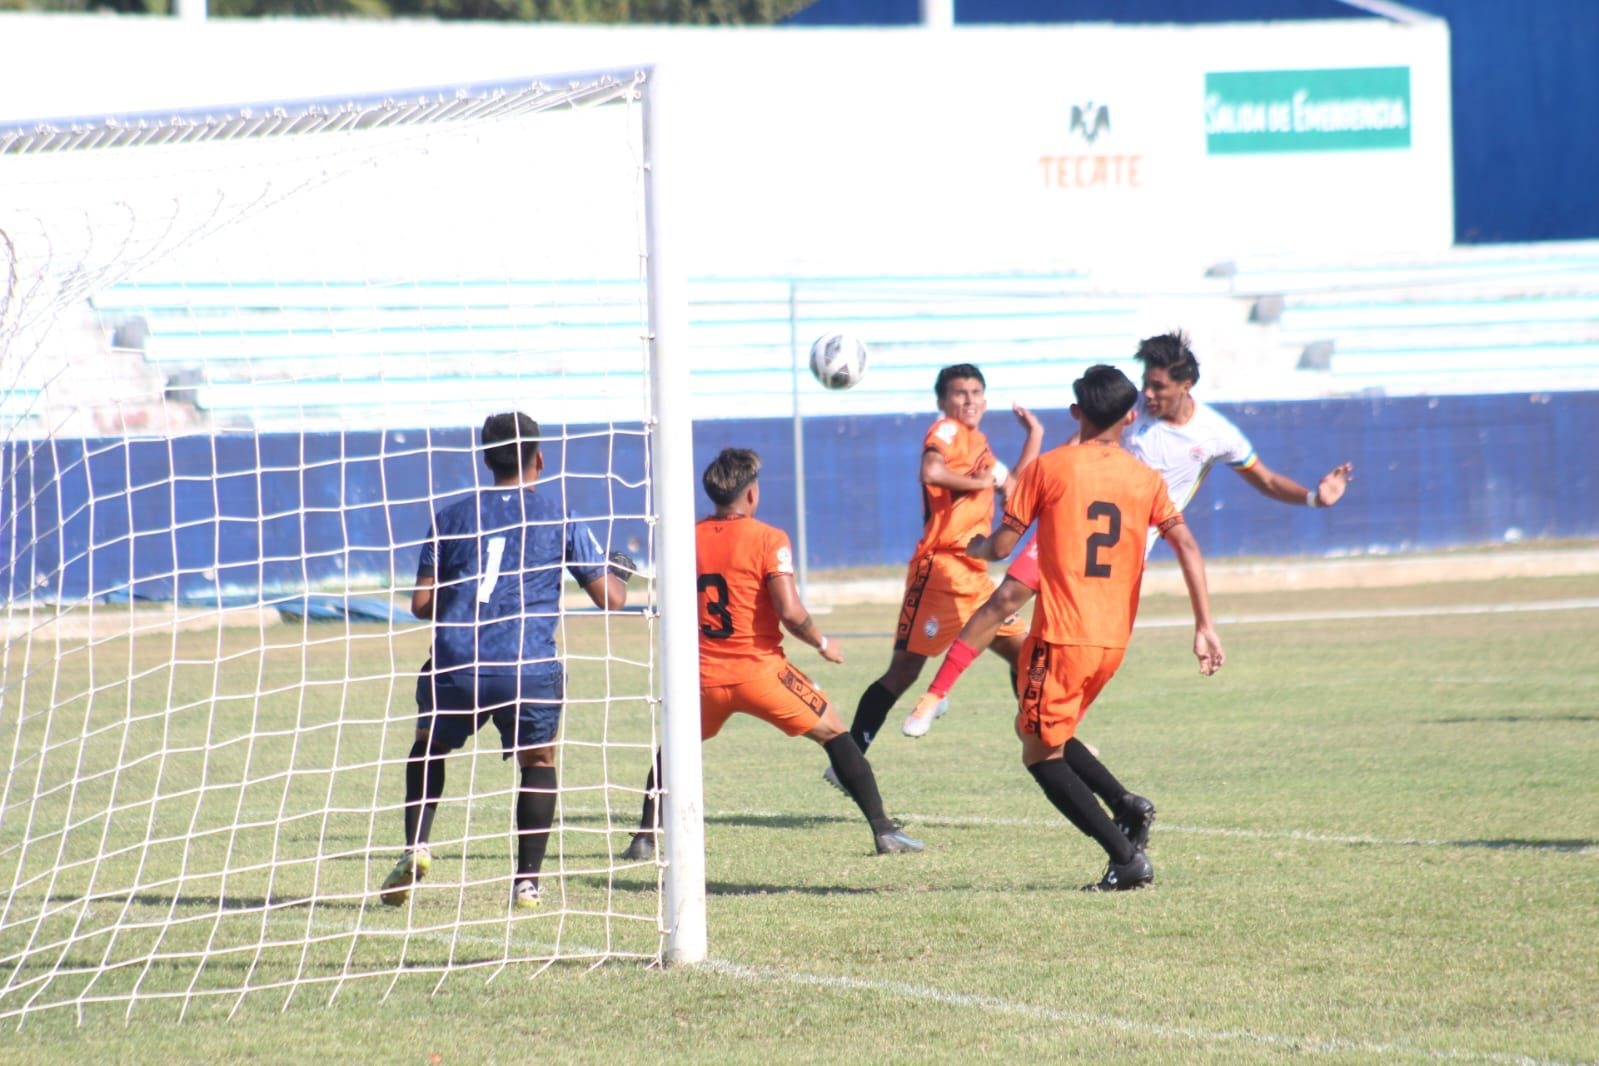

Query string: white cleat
[901,693,950,738]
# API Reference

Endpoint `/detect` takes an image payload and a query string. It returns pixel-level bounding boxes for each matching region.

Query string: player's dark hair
[1073,365,1139,431]
[934,363,985,401]
[1134,331,1200,385]
[703,447,761,506]
[481,411,541,479]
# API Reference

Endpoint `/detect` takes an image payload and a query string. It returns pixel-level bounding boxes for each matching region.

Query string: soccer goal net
[0,67,704,1024]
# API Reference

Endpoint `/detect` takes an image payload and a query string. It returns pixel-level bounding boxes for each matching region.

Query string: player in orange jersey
[622,448,922,862]
[838,364,1044,774]
[912,365,1223,891]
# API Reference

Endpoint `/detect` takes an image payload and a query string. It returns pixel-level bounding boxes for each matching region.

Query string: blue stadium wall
[785,0,1599,245]
[3,393,1596,604]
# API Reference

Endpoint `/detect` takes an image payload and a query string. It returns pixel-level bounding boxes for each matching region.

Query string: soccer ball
[809,333,869,390]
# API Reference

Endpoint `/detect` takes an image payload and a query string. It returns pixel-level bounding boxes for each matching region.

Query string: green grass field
[3,574,1597,1064]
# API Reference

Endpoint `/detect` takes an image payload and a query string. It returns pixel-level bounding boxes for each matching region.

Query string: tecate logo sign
[1204,67,1411,154]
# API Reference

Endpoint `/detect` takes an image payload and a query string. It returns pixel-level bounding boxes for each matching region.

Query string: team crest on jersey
[923,618,939,639]
[933,420,959,445]
[1189,445,1206,462]
[775,545,795,574]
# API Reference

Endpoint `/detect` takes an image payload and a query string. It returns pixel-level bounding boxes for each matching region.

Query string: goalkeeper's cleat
[512,878,541,911]
[379,846,432,907]
[1113,794,1157,852]
[873,824,925,855]
[901,692,950,738]
[1081,851,1154,893]
[621,833,656,862]
[822,765,850,797]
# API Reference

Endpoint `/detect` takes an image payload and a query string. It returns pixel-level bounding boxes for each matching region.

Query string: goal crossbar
[0,70,643,155]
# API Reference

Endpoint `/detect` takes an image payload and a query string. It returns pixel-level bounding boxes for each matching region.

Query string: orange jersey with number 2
[1002,443,1182,649]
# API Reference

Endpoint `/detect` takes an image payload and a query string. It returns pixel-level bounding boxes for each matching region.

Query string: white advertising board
[0,14,1452,274]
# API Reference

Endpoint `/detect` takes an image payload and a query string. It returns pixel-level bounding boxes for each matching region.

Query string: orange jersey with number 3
[1002,443,1182,648]
[696,514,795,686]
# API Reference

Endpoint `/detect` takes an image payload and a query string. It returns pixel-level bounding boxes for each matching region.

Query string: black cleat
[621,834,656,862]
[1113,793,1156,852]
[1081,850,1154,892]
[873,825,924,855]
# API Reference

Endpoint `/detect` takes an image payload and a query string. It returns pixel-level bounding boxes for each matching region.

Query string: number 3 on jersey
[698,573,734,638]
[1085,501,1121,578]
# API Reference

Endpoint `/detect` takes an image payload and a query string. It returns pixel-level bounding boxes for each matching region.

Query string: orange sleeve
[1150,476,1184,538]
[924,418,963,462]
[760,525,796,581]
[1001,457,1045,535]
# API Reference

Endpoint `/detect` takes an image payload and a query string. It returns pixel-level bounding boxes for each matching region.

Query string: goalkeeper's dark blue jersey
[418,487,608,678]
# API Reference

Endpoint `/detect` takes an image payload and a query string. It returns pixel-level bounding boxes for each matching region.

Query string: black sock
[516,765,558,878]
[850,681,899,753]
[404,739,446,849]
[1064,738,1129,808]
[635,751,661,836]
[1028,758,1135,865]
[823,734,895,835]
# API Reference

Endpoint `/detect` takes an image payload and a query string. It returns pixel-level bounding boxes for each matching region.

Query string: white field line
[295,919,1592,1066]
[701,959,1591,1066]
[1135,597,1599,629]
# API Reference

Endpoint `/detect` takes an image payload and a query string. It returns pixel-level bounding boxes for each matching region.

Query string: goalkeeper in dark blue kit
[380,412,633,911]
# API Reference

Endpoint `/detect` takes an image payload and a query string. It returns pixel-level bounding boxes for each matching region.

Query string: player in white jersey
[899,331,1352,850]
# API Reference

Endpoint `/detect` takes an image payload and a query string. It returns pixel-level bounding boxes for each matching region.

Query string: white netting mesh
[0,71,667,1023]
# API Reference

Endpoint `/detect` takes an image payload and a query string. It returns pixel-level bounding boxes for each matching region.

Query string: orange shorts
[895,551,1025,658]
[701,657,830,740]
[1014,636,1126,749]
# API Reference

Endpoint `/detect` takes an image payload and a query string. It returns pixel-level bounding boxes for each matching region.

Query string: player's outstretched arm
[1163,521,1224,676]
[582,568,629,611]
[767,573,842,663]
[998,404,1046,494]
[1236,459,1354,508]
[967,525,1021,563]
[411,576,437,620]
[922,448,994,495]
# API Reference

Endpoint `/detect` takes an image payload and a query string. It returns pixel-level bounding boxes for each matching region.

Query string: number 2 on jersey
[698,573,734,638]
[1084,501,1122,578]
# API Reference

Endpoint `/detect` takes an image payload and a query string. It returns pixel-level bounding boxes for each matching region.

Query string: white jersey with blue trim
[1123,399,1256,513]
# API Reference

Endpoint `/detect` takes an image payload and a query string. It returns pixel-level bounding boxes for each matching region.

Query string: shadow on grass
[1427,714,1599,724]
[50,892,366,911]
[1448,838,1597,853]
[705,811,851,831]
[706,880,891,898]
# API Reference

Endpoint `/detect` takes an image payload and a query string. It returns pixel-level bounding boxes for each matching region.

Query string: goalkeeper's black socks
[404,738,447,849]
[635,751,661,835]
[1064,737,1128,806]
[516,765,558,877]
[822,734,893,832]
[1028,758,1136,865]
[849,681,899,752]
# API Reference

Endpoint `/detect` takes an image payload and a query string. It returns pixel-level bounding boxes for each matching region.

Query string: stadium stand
[31,243,1599,433]
[1218,242,1599,396]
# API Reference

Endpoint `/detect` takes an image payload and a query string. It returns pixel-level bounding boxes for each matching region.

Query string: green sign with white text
[1205,67,1412,154]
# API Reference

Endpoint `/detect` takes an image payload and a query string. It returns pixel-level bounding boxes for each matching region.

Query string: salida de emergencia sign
[1204,67,1411,154]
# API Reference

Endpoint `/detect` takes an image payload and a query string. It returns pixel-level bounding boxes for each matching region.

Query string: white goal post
[0,65,705,1024]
